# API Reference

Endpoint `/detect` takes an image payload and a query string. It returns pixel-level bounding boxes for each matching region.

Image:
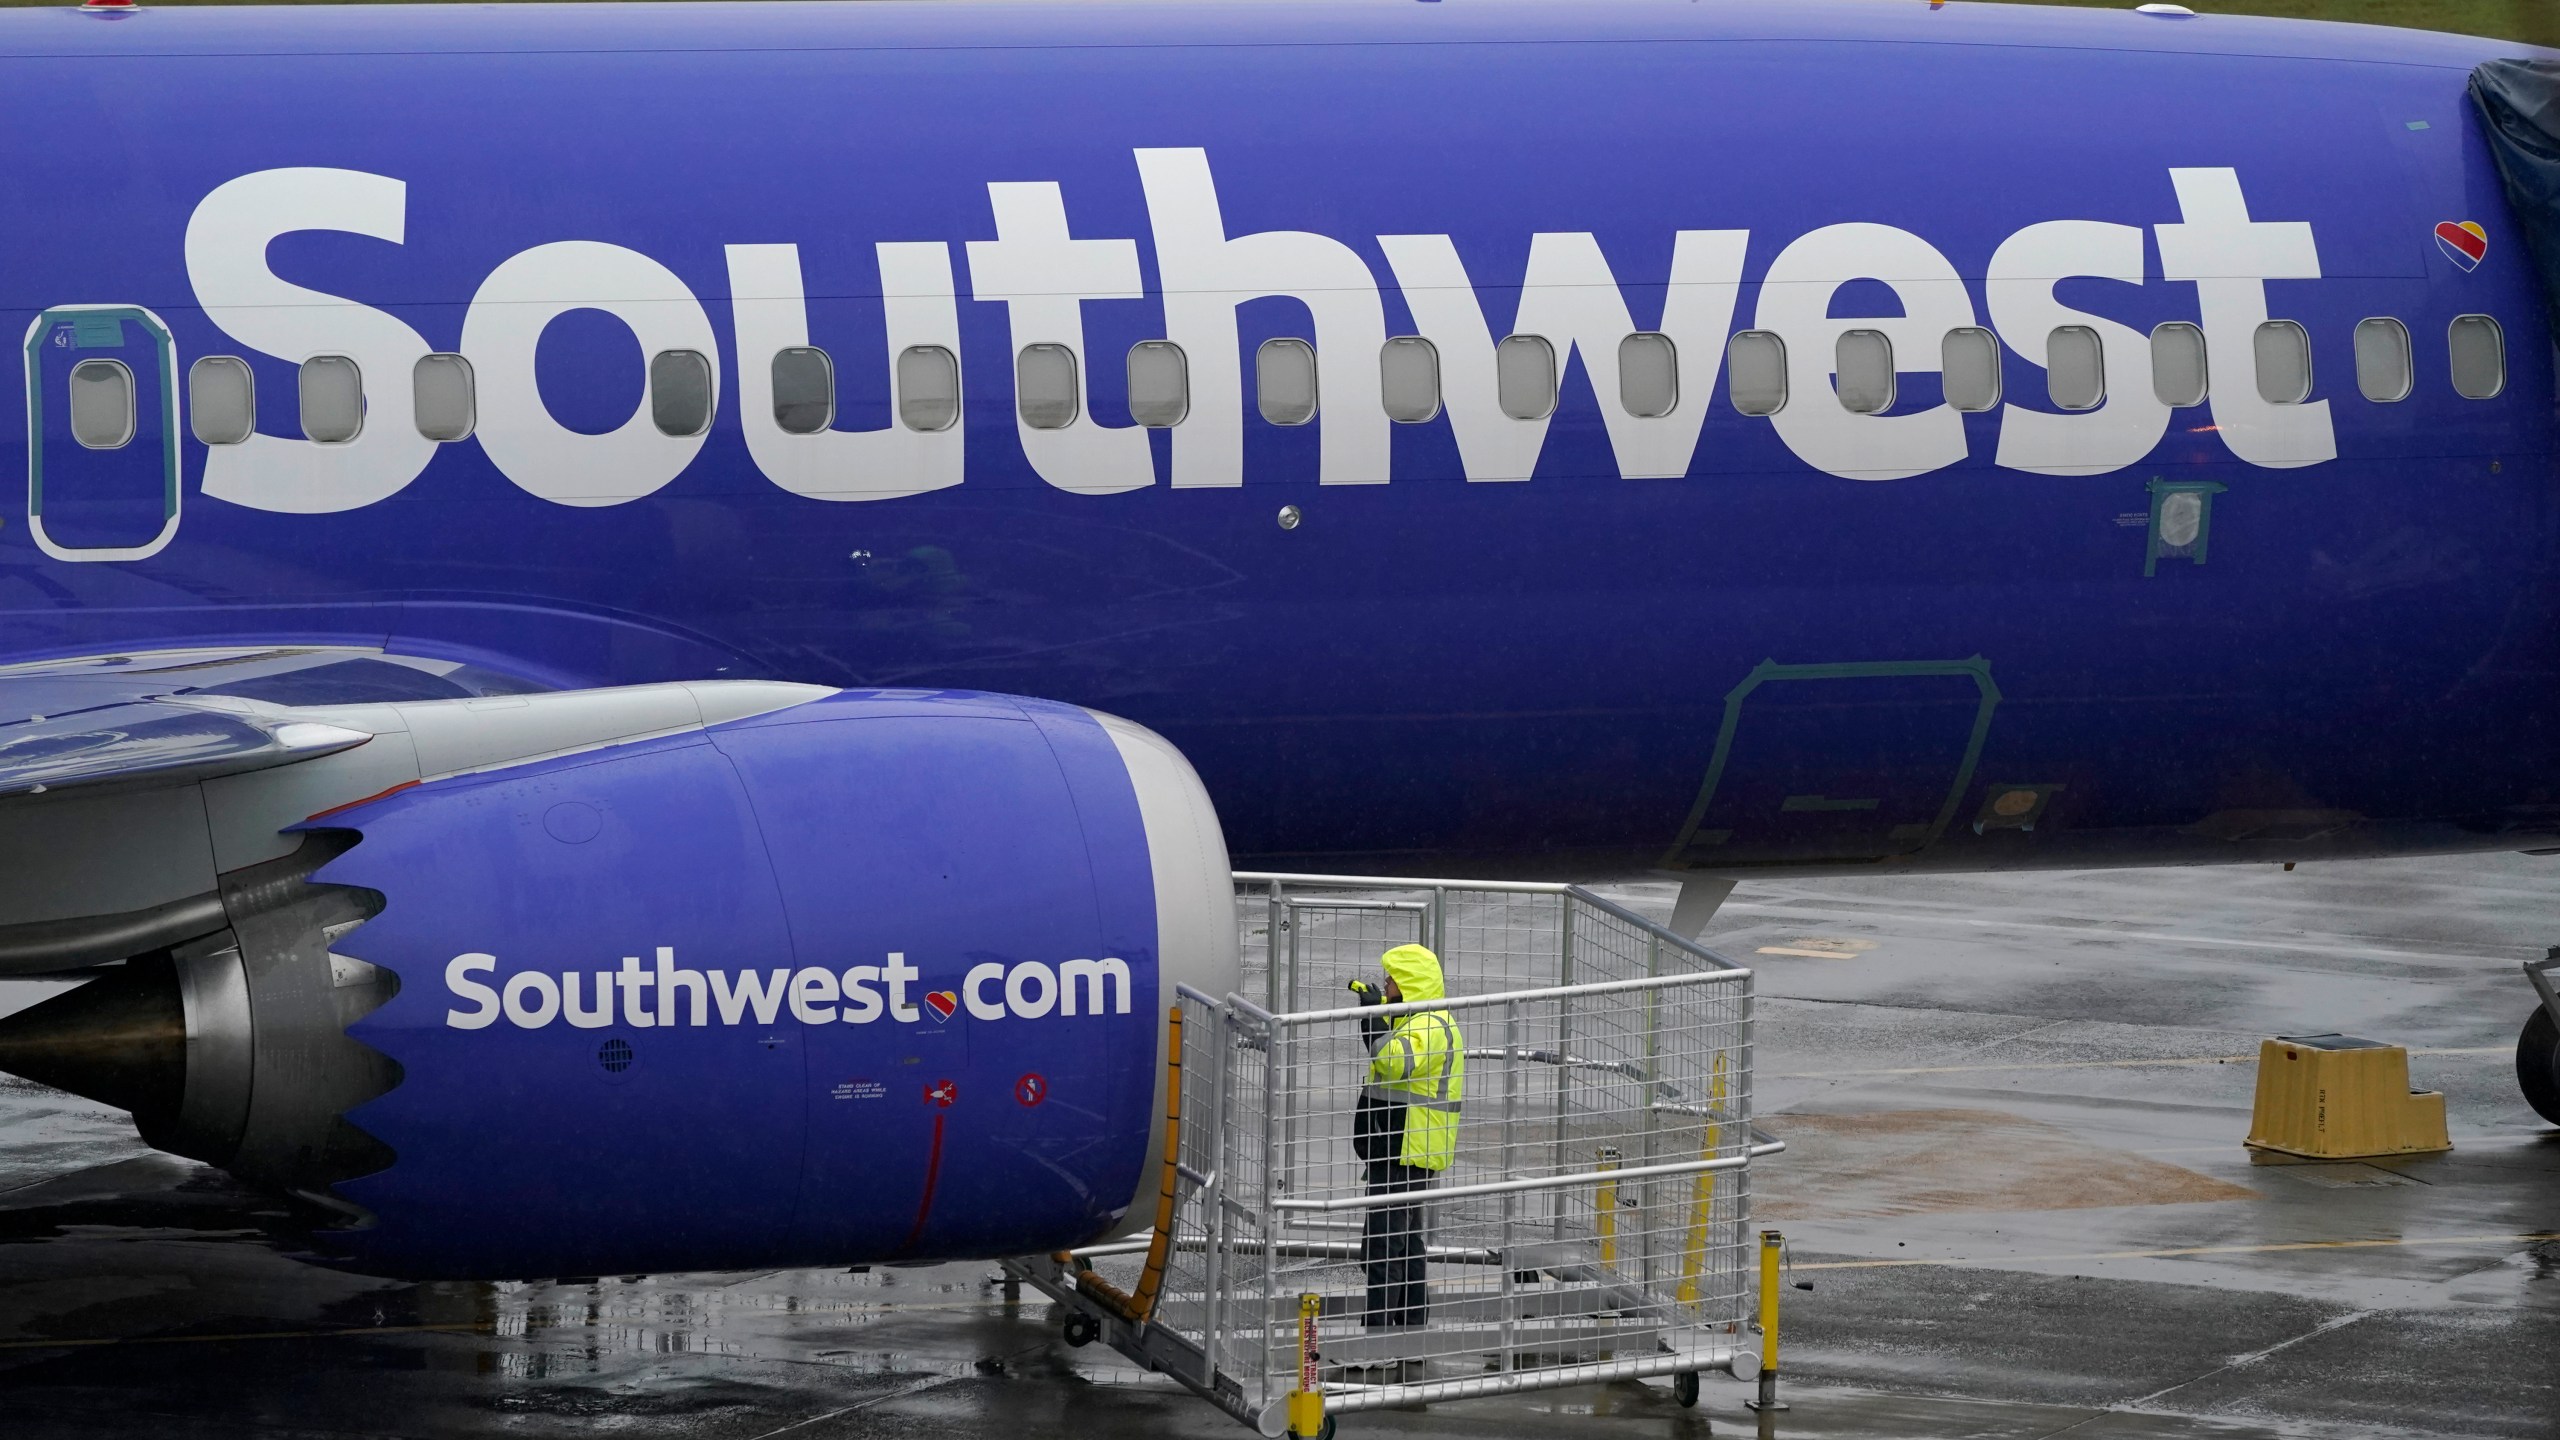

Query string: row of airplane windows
[59,314,2511,454]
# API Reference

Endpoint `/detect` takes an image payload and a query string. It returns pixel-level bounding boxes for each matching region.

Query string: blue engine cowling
[311,688,1234,1279]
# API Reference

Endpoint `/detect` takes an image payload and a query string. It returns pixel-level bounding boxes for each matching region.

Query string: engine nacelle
[0,687,1236,1280]
[320,689,1233,1277]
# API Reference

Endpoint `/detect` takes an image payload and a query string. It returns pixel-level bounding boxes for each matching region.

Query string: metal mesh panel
[1261,982,1748,1369]
[1151,992,1225,1358]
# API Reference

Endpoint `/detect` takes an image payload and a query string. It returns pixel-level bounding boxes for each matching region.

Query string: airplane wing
[0,647,550,800]
[0,701,370,799]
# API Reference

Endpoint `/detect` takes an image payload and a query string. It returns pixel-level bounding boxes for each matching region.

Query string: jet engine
[0,683,1236,1279]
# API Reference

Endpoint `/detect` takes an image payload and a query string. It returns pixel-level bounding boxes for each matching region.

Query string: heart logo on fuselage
[2436,220,2488,271]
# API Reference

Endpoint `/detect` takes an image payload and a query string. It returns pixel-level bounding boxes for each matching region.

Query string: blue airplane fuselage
[4,0,2554,878]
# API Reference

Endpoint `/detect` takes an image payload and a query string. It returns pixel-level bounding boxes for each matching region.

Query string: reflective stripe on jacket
[1366,1005,1464,1172]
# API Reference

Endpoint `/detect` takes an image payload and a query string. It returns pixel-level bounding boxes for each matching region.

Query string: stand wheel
[2520,1007,2560,1126]
[1062,1312,1101,1347]
[1673,1370,1700,1408]
[1317,1415,1338,1440]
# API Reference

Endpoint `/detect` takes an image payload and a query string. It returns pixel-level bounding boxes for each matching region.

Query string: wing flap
[0,701,372,799]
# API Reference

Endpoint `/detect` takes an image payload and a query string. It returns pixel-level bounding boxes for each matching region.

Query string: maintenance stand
[1005,874,1778,1435]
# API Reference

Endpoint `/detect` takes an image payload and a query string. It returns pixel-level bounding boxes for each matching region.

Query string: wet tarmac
[3,854,2557,1439]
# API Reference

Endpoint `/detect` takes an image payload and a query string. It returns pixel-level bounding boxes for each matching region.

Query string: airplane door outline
[1660,657,2002,868]
[24,303,182,563]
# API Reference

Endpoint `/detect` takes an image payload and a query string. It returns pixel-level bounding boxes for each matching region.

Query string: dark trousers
[1361,1160,1430,1329]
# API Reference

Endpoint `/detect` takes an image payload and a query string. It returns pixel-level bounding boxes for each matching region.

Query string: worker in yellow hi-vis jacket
[1349,943,1465,1332]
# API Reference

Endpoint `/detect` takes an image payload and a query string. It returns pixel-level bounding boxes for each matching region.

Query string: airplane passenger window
[187,356,255,446]
[2150,322,2208,407]
[2252,320,2313,405]
[2450,314,2506,400]
[898,345,961,432]
[68,359,135,450]
[650,350,714,437]
[1726,331,1787,416]
[2046,326,2105,411]
[1941,327,2001,413]
[1835,329,1894,415]
[1380,336,1441,423]
[1619,332,1678,418]
[1497,334,1558,421]
[1127,340,1189,428]
[1257,338,1318,426]
[299,355,364,443]
[1017,343,1080,429]
[413,354,476,442]
[772,347,834,435]
[2353,318,2413,404]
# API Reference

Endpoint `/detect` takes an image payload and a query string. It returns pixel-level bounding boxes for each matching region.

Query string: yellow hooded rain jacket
[1366,944,1465,1172]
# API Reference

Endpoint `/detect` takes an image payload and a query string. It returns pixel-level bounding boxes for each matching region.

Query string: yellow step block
[2245,1034,2450,1160]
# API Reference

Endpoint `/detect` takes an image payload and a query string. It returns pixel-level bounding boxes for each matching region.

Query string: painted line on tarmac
[2119,1307,2380,1409]
[1769,1046,2503,1080]
[1720,901,2533,968]
[0,1299,1022,1353]
[0,1321,491,1351]
[1794,1231,2560,1272]
[2138,1130,2550,1156]
[745,1375,968,1440]
[745,1338,1053,1440]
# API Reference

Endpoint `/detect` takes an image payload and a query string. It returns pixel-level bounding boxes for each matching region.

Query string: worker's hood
[1380,944,1446,1004]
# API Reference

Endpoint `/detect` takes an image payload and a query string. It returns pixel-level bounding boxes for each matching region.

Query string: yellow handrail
[1675,1053,1729,1305]
[1128,1005,1186,1321]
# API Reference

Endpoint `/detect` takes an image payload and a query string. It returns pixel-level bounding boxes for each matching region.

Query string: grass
[2004,0,2556,45]
[0,0,2547,46]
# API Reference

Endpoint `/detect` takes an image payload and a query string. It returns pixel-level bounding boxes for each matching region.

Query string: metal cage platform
[1007,874,1776,1434]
